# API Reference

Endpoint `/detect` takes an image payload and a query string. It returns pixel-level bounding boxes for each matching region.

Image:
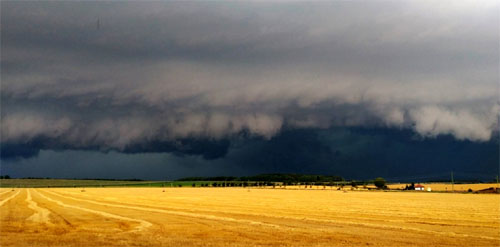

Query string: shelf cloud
[1,1,498,161]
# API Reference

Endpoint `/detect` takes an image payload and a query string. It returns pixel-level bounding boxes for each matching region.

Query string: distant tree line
[239,174,344,183]
[177,176,237,181]
[190,181,284,188]
[177,173,344,184]
[0,175,10,179]
[186,180,372,188]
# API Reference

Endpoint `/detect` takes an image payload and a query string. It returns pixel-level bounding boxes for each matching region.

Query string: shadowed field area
[0,188,499,247]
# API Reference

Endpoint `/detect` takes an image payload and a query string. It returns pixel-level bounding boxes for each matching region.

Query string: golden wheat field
[386,183,499,191]
[0,188,499,247]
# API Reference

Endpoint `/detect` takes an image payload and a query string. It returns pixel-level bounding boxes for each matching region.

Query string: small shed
[415,184,425,191]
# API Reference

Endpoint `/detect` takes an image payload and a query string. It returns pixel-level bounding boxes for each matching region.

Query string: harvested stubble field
[386,183,500,191]
[0,188,499,247]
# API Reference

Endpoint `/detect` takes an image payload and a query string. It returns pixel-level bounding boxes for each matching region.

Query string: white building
[415,184,425,191]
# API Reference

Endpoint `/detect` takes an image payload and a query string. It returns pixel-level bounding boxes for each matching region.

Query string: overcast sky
[1,1,498,180]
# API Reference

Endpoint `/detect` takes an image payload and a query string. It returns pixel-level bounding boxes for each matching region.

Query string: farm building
[415,184,425,191]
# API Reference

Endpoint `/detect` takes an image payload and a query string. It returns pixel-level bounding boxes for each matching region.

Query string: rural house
[415,184,425,191]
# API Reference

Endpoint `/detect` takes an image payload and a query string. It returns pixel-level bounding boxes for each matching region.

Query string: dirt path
[0,190,20,206]
[25,189,52,223]
[36,190,152,232]
[45,189,280,228]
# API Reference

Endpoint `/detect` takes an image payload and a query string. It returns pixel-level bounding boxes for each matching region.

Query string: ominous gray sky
[1,1,498,179]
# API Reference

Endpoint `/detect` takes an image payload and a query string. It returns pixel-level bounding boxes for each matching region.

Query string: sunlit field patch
[1,187,498,247]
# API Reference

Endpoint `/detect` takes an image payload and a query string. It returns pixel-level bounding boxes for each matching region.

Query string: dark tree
[408,182,415,190]
[374,177,386,189]
[351,181,357,188]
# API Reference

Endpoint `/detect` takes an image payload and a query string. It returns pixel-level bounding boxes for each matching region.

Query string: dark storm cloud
[1,1,499,161]
[0,143,40,161]
[0,136,230,160]
[1,128,498,181]
[221,127,499,180]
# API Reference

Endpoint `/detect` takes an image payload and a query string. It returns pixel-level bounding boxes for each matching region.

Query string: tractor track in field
[50,189,500,241]
[28,190,74,227]
[36,190,152,232]
[0,190,20,207]
[26,189,52,224]
[44,189,281,229]
[0,190,13,196]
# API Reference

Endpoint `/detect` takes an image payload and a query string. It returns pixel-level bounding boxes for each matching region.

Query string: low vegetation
[1,174,498,193]
[0,179,157,188]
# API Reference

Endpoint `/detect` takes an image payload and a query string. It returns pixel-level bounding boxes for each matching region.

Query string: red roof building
[415,184,425,191]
